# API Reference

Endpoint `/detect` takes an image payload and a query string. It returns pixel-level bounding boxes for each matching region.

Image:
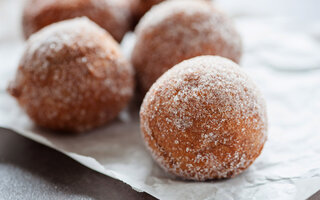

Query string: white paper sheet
[1,0,320,199]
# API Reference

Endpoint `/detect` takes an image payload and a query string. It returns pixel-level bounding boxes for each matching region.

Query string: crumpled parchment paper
[1,0,320,199]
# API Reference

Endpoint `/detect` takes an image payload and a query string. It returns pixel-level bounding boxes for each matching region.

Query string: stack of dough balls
[132,0,242,94]
[140,56,268,180]
[11,0,268,182]
[8,18,134,132]
[22,0,132,42]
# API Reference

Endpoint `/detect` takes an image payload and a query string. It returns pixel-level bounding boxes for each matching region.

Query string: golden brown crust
[8,18,134,132]
[132,0,242,95]
[22,0,132,42]
[140,56,267,180]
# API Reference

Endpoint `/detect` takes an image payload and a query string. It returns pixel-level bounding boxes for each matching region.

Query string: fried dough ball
[8,18,134,132]
[22,0,132,41]
[130,0,165,26]
[132,0,242,94]
[130,0,211,26]
[140,56,267,180]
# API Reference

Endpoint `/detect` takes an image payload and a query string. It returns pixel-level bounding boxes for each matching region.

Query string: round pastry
[130,0,165,26]
[130,0,211,27]
[132,0,242,94]
[140,56,267,180]
[8,18,134,132]
[22,0,132,42]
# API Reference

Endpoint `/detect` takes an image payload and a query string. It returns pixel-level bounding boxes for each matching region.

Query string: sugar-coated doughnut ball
[140,56,267,180]
[130,0,165,26]
[130,0,211,26]
[22,0,132,42]
[8,18,134,132]
[132,0,242,94]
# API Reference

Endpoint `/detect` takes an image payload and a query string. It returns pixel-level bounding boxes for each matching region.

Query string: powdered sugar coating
[132,0,242,94]
[22,0,132,41]
[129,0,165,26]
[140,56,267,180]
[8,17,134,132]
